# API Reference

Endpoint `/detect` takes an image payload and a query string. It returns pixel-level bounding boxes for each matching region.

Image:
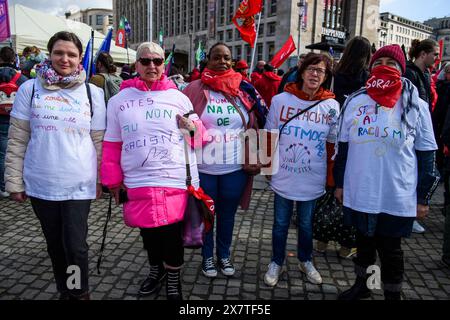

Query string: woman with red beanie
[334,44,440,300]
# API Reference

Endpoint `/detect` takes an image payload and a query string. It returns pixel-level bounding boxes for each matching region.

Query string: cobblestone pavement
[1,178,450,300]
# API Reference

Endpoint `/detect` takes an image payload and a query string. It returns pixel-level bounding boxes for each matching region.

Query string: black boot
[338,276,371,300]
[384,290,401,300]
[166,269,183,301]
[139,264,167,296]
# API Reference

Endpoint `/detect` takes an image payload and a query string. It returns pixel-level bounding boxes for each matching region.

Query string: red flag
[232,0,263,48]
[435,39,444,69]
[270,36,297,68]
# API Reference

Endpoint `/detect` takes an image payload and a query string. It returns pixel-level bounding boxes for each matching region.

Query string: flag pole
[88,29,94,79]
[249,12,262,76]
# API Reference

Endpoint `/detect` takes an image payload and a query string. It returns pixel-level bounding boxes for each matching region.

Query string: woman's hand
[109,187,121,205]
[10,192,27,203]
[96,183,103,200]
[176,114,196,136]
[334,188,343,204]
[416,204,429,220]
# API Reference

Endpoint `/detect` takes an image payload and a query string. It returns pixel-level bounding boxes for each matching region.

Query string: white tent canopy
[3,4,136,65]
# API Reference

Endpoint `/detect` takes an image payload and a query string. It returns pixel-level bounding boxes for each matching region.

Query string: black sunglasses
[138,57,164,66]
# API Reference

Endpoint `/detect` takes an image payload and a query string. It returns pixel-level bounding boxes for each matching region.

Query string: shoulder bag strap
[279,99,325,136]
[223,93,249,130]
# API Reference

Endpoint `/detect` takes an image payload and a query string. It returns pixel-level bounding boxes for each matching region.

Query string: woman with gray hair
[334,44,439,300]
[101,42,202,300]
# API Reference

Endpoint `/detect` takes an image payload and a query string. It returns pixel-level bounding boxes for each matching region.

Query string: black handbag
[313,190,356,247]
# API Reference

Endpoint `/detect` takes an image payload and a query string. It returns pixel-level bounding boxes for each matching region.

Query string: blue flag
[91,28,113,75]
[329,46,334,57]
[82,37,93,81]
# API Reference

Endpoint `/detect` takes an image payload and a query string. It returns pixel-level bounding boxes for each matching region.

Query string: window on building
[257,43,263,61]
[235,46,242,60]
[96,15,103,26]
[235,29,242,41]
[196,0,201,31]
[204,1,208,30]
[267,42,275,61]
[89,15,92,26]
[229,0,235,22]
[226,29,233,42]
[258,23,264,37]
[218,31,224,41]
[269,0,277,16]
[246,44,251,63]
[219,0,225,26]
[267,22,276,36]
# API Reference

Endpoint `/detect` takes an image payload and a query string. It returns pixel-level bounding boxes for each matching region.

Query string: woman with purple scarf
[4,31,106,300]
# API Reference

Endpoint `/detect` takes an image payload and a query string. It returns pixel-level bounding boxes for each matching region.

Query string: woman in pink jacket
[101,42,201,300]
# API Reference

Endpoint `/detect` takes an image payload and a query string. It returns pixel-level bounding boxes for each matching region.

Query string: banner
[269,36,297,68]
[115,17,126,48]
[232,0,263,48]
[0,0,11,42]
[158,30,164,48]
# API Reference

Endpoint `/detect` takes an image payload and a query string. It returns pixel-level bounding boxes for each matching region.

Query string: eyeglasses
[305,67,326,76]
[138,57,164,66]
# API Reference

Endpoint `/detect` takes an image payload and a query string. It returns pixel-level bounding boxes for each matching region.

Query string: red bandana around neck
[366,65,402,108]
[201,68,242,97]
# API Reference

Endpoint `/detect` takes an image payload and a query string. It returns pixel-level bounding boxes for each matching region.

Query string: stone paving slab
[0,182,449,300]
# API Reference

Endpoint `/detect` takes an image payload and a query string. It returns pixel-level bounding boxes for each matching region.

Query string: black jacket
[438,81,450,146]
[404,61,432,107]
[333,70,369,107]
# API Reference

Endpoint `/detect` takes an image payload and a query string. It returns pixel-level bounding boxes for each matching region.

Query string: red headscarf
[366,65,402,108]
[201,67,242,97]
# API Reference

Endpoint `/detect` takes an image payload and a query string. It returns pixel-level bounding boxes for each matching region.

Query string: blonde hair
[136,42,165,60]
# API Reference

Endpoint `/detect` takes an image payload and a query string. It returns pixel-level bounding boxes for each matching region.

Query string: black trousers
[30,197,91,295]
[353,232,404,292]
[140,222,184,268]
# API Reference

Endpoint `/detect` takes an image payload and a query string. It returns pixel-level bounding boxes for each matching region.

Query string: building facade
[113,0,380,72]
[66,8,113,35]
[424,17,450,64]
[378,12,434,55]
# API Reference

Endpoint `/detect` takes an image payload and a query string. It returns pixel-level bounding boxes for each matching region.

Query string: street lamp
[189,28,193,72]
[297,0,306,57]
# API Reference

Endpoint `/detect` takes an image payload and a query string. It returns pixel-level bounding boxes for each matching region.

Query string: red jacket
[251,71,263,84]
[254,71,282,107]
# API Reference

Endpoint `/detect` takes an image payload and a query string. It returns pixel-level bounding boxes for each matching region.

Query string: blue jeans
[200,170,247,260]
[0,120,9,192]
[272,193,317,265]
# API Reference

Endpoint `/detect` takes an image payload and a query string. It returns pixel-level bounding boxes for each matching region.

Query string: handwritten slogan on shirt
[31,91,91,135]
[277,104,336,174]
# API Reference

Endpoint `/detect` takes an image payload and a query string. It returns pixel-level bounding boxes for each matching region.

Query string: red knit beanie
[369,44,406,74]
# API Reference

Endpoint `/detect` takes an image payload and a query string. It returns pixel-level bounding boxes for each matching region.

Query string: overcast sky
[8,0,450,23]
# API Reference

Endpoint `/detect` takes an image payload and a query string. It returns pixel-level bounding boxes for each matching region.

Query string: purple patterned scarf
[35,59,84,86]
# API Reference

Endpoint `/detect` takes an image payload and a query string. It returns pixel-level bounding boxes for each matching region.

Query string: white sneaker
[264,262,282,287]
[412,220,425,234]
[299,261,322,285]
[0,191,9,198]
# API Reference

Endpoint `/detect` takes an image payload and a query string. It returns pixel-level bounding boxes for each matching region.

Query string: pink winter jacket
[101,76,204,228]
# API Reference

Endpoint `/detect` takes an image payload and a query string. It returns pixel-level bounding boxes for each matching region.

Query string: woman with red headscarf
[334,44,439,300]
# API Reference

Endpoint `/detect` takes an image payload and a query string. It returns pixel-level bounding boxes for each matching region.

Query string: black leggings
[140,222,184,268]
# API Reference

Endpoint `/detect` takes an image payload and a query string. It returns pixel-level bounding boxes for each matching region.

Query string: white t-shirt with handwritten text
[11,79,106,200]
[197,91,249,175]
[338,94,437,217]
[104,87,199,189]
[265,92,340,201]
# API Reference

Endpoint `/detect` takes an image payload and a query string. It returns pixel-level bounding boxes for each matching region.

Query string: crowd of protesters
[1,29,450,301]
